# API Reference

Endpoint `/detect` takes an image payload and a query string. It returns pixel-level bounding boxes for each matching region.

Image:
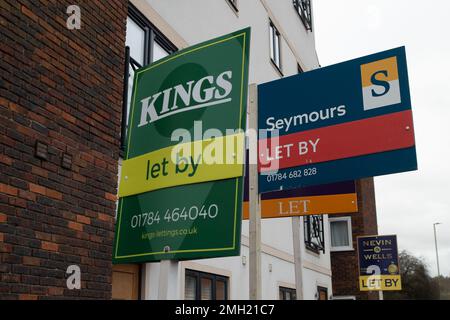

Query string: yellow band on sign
[359,275,402,291]
[118,133,245,198]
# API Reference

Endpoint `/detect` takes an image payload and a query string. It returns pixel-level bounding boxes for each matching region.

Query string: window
[279,287,296,300]
[293,0,312,31]
[329,216,354,251]
[226,0,238,12]
[317,286,328,300]
[304,215,325,253]
[269,21,282,73]
[184,269,229,300]
[332,296,356,300]
[121,4,177,150]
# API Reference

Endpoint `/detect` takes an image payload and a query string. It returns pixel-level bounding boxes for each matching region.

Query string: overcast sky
[314,0,450,277]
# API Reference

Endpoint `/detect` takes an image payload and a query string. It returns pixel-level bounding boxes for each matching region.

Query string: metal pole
[157,260,172,299]
[433,223,441,277]
[248,84,262,300]
[292,216,304,300]
[121,46,131,150]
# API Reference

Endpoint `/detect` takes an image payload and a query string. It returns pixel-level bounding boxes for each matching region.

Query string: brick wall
[331,178,380,300]
[0,0,127,299]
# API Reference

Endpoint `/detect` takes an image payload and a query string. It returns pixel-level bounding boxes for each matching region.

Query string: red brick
[0,155,13,166]
[23,256,40,266]
[29,183,46,196]
[95,158,107,169]
[9,197,26,208]
[73,173,86,183]
[35,232,52,241]
[18,190,36,201]
[0,183,18,196]
[98,213,111,222]
[0,243,12,253]
[41,241,58,252]
[1,1,127,300]
[68,221,83,231]
[62,112,76,124]
[21,5,38,22]
[76,214,91,225]
[81,152,94,163]
[48,287,64,296]
[105,192,117,202]
[46,188,62,200]
[31,166,48,178]
[19,294,38,301]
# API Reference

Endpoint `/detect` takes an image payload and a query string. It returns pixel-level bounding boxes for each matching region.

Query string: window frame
[185,269,229,300]
[329,216,354,252]
[127,4,176,65]
[269,21,282,75]
[225,0,239,13]
[332,295,356,300]
[293,0,313,31]
[304,215,325,254]
[279,286,297,300]
[121,4,177,151]
[317,286,328,300]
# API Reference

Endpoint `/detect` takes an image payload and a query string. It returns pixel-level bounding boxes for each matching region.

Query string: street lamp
[433,222,442,277]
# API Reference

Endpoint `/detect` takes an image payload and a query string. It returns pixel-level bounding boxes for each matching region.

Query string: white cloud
[314,0,450,277]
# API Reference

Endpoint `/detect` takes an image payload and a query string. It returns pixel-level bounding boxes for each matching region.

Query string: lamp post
[433,222,442,277]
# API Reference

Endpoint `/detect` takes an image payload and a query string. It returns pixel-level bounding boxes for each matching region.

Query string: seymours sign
[113,28,250,263]
[258,47,417,193]
[357,235,402,291]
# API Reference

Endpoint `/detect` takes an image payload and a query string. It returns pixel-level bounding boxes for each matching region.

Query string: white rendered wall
[131,0,331,300]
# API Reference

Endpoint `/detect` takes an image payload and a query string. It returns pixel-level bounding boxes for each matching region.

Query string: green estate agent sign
[113,28,250,264]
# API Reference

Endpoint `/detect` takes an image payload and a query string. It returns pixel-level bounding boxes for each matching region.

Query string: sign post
[291,216,304,300]
[248,84,262,300]
[113,28,251,265]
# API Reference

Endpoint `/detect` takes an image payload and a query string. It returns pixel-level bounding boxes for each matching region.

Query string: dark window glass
[185,275,197,300]
[330,220,350,248]
[304,215,325,253]
[293,0,312,31]
[280,287,297,300]
[201,278,213,300]
[318,286,328,300]
[185,269,228,300]
[269,21,281,72]
[121,4,177,151]
[216,280,226,300]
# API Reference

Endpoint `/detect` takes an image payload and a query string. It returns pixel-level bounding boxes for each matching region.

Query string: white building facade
[122,0,332,300]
